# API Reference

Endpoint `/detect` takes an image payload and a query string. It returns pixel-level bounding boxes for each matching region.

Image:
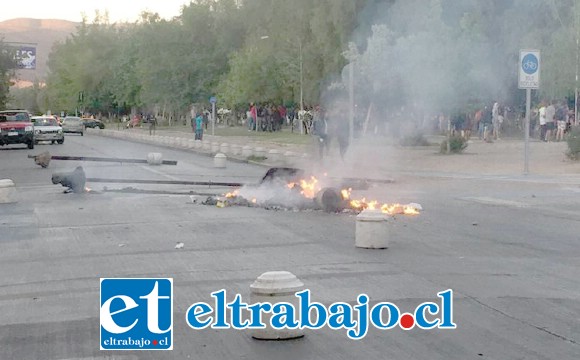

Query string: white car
[32,116,64,144]
[62,116,84,135]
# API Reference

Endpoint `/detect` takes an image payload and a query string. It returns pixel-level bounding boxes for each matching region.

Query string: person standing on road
[555,100,568,142]
[195,112,204,140]
[492,101,500,140]
[249,103,257,131]
[538,102,547,141]
[545,101,556,142]
[481,105,493,142]
[312,106,328,160]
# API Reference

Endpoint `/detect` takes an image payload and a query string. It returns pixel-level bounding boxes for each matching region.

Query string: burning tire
[315,188,345,213]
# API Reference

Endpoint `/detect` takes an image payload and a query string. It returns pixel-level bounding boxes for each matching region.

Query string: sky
[0,0,192,23]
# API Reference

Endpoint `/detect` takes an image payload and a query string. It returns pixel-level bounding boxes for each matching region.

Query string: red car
[0,110,35,149]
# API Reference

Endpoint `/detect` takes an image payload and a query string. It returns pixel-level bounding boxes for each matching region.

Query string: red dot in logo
[400,313,415,330]
[152,340,158,346]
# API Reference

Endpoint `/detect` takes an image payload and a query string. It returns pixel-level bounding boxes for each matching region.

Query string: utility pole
[299,40,304,112]
[349,63,354,144]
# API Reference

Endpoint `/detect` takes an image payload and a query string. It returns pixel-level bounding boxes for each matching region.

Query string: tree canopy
[9,0,580,119]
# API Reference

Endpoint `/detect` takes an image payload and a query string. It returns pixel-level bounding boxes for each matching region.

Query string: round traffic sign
[522,53,539,75]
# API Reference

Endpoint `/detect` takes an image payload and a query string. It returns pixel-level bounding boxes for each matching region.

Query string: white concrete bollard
[211,142,220,153]
[0,179,17,204]
[250,271,305,340]
[202,141,212,152]
[195,140,203,149]
[147,153,163,165]
[284,151,297,166]
[181,138,190,148]
[254,147,266,159]
[220,143,230,154]
[230,144,241,156]
[355,209,389,249]
[241,146,253,157]
[214,153,227,168]
[268,149,281,163]
[188,139,196,149]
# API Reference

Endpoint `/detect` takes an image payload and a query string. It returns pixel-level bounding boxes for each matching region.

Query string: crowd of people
[537,100,573,142]
[448,99,576,143]
[245,103,288,132]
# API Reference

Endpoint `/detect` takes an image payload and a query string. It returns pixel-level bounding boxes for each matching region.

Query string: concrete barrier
[220,143,230,154]
[147,153,163,166]
[211,142,220,153]
[202,141,212,152]
[250,271,305,340]
[188,139,196,149]
[241,146,253,157]
[231,144,241,156]
[254,147,266,159]
[214,153,227,168]
[0,179,17,204]
[268,149,281,163]
[355,209,389,249]
[284,151,297,166]
[195,140,203,149]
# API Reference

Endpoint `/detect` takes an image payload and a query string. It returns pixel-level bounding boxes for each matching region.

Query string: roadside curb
[86,128,300,169]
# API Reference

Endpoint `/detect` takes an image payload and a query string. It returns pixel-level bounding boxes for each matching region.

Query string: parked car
[83,118,105,129]
[0,110,35,149]
[31,116,64,144]
[62,116,84,136]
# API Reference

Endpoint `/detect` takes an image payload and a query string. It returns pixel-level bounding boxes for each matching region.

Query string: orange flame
[341,189,421,216]
[225,189,240,198]
[341,188,352,200]
[298,176,321,199]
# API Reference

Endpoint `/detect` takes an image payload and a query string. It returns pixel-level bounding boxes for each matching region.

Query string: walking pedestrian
[195,112,204,140]
[312,106,328,160]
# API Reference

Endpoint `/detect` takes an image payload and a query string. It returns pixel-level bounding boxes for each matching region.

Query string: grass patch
[440,135,468,154]
[146,125,312,146]
[247,155,267,162]
[566,126,580,160]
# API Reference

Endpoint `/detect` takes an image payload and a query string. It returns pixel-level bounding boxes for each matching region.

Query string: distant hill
[0,18,78,86]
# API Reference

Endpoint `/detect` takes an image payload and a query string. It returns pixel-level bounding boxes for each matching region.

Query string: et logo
[100,278,173,350]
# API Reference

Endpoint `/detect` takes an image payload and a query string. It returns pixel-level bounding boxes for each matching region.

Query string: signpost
[210,96,217,136]
[518,49,540,175]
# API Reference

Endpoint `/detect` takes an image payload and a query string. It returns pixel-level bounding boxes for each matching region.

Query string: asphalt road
[0,133,579,360]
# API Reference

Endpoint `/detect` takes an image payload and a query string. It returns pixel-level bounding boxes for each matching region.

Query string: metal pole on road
[524,88,531,175]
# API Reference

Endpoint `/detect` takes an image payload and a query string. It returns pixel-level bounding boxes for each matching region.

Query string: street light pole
[299,40,304,112]
[574,32,580,125]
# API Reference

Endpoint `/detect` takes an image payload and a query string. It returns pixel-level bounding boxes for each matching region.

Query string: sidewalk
[89,126,580,181]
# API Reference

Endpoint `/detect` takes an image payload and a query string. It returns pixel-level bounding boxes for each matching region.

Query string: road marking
[460,197,530,208]
[140,165,180,180]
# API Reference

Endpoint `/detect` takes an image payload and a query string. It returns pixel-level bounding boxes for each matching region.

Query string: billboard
[13,45,37,70]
